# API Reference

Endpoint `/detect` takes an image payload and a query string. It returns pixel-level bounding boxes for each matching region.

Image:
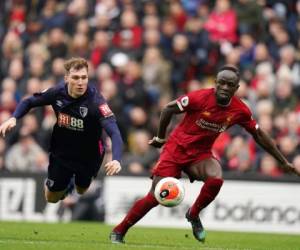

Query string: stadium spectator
[47,27,68,60]
[141,47,171,103]
[123,130,159,175]
[276,45,300,96]
[160,17,177,55]
[5,133,48,173]
[142,28,161,50]
[204,0,238,44]
[258,153,282,177]
[4,113,46,149]
[90,31,111,68]
[0,90,17,115]
[166,33,191,95]
[51,57,65,82]
[142,15,160,31]
[113,9,143,49]
[184,16,211,77]
[223,136,253,172]
[234,0,264,35]
[267,18,290,61]
[168,1,188,31]
[238,33,256,70]
[273,77,297,114]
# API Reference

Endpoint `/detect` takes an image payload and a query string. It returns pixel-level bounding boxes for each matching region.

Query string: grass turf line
[0,221,299,250]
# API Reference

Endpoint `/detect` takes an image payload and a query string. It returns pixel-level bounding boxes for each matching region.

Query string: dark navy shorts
[45,153,103,192]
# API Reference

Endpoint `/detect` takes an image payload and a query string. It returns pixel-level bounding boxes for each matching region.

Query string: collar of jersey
[64,84,89,101]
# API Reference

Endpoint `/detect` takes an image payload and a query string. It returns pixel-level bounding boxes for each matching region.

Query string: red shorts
[151,143,213,178]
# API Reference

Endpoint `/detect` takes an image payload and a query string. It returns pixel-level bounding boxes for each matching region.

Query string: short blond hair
[64,57,88,73]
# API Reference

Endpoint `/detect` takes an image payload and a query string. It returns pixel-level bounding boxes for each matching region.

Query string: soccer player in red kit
[110,65,300,243]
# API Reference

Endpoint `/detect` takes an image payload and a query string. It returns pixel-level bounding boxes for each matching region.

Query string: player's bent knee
[76,186,88,194]
[206,168,222,179]
[204,159,222,179]
[45,189,64,203]
[45,194,60,203]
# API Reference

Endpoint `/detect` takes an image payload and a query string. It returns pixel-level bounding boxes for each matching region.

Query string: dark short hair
[218,65,240,80]
[64,57,88,73]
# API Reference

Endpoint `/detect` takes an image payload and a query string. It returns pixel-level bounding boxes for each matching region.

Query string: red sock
[113,192,159,235]
[189,178,223,219]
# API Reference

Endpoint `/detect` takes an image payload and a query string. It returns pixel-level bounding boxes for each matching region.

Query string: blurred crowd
[0,0,299,178]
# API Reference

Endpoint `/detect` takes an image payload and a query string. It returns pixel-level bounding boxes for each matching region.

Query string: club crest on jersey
[79,106,88,118]
[181,96,189,107]
[201,111,211,117]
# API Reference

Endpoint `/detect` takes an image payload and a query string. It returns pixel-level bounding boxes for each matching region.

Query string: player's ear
[64,74,68,83]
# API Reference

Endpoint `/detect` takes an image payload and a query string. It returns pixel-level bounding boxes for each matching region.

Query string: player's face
[215,70,239,106]
[65,67,88,98]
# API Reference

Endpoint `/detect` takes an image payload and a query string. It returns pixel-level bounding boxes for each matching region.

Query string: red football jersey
[164,88,257,161]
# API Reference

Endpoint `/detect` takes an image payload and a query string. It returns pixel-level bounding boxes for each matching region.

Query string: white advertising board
[104,176,300,234]
[0,178,60,222]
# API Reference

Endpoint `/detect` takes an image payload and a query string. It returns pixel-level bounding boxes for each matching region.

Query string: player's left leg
[188,158,223,214]
[184,158,223,242]
[73,159,103,195]
[45,188,67,203]
[45,155,75,203]
[73,174,94,195]
[75,186,88,194]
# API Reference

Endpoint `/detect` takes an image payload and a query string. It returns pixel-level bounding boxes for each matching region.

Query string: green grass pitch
[0,221,299,250]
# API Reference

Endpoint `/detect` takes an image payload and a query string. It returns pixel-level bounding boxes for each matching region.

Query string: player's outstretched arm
[251,127,300,176]
[149,100,184,148]
[0,117,17,137]
[0,89,54,138]
[101,118,124,175]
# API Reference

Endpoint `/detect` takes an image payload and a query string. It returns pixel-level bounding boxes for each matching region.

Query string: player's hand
[149,136,166,148]
[104,160,122,176]
[282,162,300,176]
[0,117,17,137]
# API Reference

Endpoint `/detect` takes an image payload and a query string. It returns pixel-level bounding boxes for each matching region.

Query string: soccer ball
[154,177,185,207]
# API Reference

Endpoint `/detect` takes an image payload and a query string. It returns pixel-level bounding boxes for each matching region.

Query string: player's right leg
[72,160,102,195]
[110,176,163,243]
[45,154,74,203]
[184,157,223,242]
[110,153,181,243]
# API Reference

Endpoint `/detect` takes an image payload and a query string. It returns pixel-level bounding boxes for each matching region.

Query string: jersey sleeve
[93,91,115,121]
[13,87,57,119]
[176,90,203,112]
[97,101,114,120]
[238,105,258,134]
[94,93,123,162]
